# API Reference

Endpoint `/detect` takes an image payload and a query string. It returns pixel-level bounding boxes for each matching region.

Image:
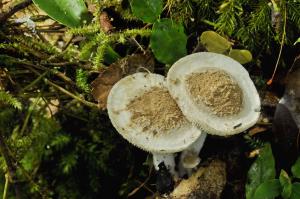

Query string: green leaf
[253,179,281,199]
[228,49,253,64]
[200,31,232,54]
[246,143,276,199]
[291,157,300,179]
[32,0,91,28]
[293,37,300,45]
[104,46,121,64]
[290,183,300,199]
[0,91,22,110]
[130,0,163,23]
[279,170,292,199]
[150,18,187,65]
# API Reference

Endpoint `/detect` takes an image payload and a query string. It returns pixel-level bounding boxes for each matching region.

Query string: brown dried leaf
[248,126,267,136]
[169,160,226,199]
[91,66,122,110]
[261,91,279,107]
[99,11,114,33]
[91,53,155,110]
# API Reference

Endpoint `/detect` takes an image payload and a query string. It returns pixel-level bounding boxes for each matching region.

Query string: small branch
[0,134,21,199]
[0,0,32,25]
[25,65,98,108]
[2,173,9,199]
[267,3,287,85]
[46,80,98,108]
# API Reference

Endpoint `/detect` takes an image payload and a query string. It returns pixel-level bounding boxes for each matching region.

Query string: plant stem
[25,65,98,108]
[2,173,9,199]
[0,134,21,199]
[267,3,287,85]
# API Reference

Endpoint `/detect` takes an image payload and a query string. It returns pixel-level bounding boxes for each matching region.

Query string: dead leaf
[169,160,226,199]
[261,91,279,107]
[99,11,114,33]
[91,52,155,110]
[248,126,267,136]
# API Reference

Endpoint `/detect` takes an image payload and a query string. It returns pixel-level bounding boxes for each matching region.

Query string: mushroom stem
[179,132,207,176]
[152,153,176,175]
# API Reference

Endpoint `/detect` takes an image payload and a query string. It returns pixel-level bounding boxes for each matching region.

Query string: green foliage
[291,183,300,199]
[252,179,281,199]
[246,145,300,199]
[291,157,300,179]
[294,37,300,45]
[228,49,252,64]
[200,30,232,54]
[235,1,273,51]
[76,69,90,93]
[130,0,163,23]
[1,0,300,198]
[215,0,243,36]
[280,170,292,199]
[0,91,22,110]
[11,35,59,55]
[200,31,253,64]
[32,0,92,27]
[286,1,300,28]
[165,0,195,24]
[150,18,187,64]
[246,143,275,199]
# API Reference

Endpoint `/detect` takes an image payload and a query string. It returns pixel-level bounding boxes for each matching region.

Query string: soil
[127,86,186,134]
[186,69,243,117]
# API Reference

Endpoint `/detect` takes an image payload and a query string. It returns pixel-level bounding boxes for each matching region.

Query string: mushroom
[167,52,261,136]
[107,72,203,175]
[167,52,260,173]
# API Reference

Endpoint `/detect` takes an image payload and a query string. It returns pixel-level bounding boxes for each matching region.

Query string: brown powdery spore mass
[127,87,185,134]
[186,69,243,117]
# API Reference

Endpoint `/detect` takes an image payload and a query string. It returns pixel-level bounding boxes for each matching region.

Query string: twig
[130,37,146,53]
[128,166,154,197]
[46,80,98,108]
[267,4,287,85]
[0,134,21,199]
[25,65,98,108]
[2,173,9,199]
[0,0,32,25]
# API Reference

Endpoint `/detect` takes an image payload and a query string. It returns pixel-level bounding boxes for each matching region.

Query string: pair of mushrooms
[107,52,260,176]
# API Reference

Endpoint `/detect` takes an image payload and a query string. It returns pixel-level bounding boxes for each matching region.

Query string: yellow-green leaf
[228,49,253,64]
[200,31,232,54]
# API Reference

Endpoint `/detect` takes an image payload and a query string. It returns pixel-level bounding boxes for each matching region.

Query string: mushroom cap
[167,52,261,136]
[107,72,203,153]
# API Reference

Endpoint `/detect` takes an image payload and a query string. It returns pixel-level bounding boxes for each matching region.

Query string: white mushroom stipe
[179,132,207,176]
[153,153,176,175]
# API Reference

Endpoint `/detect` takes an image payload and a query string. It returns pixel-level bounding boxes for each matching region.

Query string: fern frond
[236,1,273,51]
[287,1,300,28]
[0,91,22,110]
[68,24,100,35]
[76,69,90,93]
[215,0,244,36]
[11,36,60,55]
[122,29,152,38]
[93,42,108,68]
[193,0,216,20]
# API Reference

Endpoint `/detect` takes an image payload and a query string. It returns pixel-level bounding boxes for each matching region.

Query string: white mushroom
[167,52,261,136]
[107,72,203,175]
